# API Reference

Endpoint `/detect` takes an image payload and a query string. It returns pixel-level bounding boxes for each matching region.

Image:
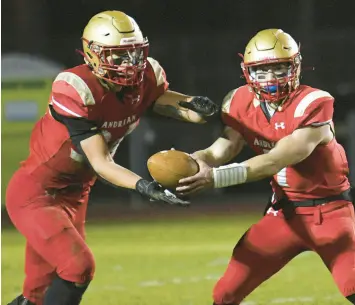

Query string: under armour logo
[275,122,285,130]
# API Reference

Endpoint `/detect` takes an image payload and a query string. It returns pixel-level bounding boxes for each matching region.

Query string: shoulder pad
[294,90,333,118]
[221,87,242,114]
[53,71,96,106]
[146,57,166,87]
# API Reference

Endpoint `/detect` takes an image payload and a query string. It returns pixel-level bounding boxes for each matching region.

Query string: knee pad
[347,294,355,304]
[57,248,95,284]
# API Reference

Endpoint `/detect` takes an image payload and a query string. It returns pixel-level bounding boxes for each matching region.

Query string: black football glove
[178,96,219,120]
[135,179,190,207]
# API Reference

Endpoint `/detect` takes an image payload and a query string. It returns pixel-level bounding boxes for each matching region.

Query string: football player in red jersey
[177,29,355,304]
[6,11,219,305]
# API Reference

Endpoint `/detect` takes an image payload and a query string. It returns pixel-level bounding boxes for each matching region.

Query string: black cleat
[7,295,36,305]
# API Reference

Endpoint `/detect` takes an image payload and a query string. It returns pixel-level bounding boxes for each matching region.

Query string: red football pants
[6,168,95,305]
[213,201,355,305]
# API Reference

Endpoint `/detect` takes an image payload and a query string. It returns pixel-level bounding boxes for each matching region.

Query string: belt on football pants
[272,188,353,211]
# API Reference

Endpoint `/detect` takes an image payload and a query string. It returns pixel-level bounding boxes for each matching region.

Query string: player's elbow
[268,147,312,172]
[267,158,285,176]
[263,152,290,176]
[88,156,113,177]
[287,146,315,166]
[292,153,309,166]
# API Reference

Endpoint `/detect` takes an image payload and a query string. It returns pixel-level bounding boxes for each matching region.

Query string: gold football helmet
[82,11,149,86]
[240,29,302,102]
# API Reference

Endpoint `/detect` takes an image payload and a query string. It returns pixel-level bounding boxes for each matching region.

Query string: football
[147,150,199,189]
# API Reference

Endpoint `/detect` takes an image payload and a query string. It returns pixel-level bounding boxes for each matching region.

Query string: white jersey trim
[222,88,241,114]
[126,120,140,135]
[147,57,166,87]
[51,97,82,118]
[310,119,332,127]
[276,167,289,187]
[70,148,85,163]
[54,72,95,106]
[294,90,332,118]
[253,97,260,108]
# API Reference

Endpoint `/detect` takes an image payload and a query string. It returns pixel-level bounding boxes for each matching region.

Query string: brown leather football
[147,150,199,189]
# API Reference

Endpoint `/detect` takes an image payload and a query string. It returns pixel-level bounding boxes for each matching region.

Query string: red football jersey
[222,85,350,201]
[21,57,169,190]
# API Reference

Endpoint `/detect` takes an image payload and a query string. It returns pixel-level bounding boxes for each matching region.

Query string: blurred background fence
[2,0,355,213]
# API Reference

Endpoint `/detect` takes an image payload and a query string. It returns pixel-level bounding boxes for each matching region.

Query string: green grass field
[2,215,347,305]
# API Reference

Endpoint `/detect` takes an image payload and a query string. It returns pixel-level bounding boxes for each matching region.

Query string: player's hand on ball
[178,96,219,119]
[135,179,190,206]
[176,159,214,195]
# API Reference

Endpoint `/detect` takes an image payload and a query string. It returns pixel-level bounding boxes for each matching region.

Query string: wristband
[212,163,247,188]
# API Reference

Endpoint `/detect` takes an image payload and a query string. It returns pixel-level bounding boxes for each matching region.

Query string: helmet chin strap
[258,89,287,110]
[268,96,288,111]
[259,80,291,110]
[97,77,123,93]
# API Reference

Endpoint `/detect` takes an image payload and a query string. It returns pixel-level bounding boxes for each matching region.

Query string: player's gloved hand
[135,179,190,207]
[178,96,219,120]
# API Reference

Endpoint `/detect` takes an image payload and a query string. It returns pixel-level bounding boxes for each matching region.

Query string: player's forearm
[212,151,283,188]
[212,144,296,188]
[93,159,142,189]
[243,154,282,182]
[191,150,221,167]
[153,90,204,123]
[193,135,244,168]
[243,128,325,182]
[80,134,142,189]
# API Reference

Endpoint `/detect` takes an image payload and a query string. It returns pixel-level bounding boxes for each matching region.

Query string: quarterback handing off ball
[147,150,199,189]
